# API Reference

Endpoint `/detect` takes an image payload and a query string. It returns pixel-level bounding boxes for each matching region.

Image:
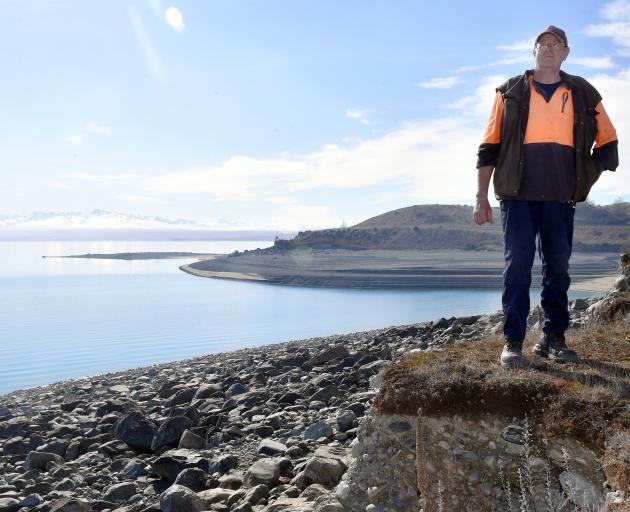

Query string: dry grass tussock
[374,321,630,450]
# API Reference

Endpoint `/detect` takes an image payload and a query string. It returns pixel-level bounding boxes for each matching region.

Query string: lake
[0,240,595,395]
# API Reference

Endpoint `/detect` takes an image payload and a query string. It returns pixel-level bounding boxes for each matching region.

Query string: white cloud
[85,121,112,135]
[64,135,82,143]
[128,7,165,81]
[443,74,506,119]
[586,67,630,198]
[585,1,630,49]
[142,116,484,205]
[497,39,534,51]
[62,172,100,182]
[346,108,372,125]
[568,56,616,69]
[602,0,630,20]
[62,172,145,182]
[455,65,482,73]
[585,22,630,48]
[417,76,460,89]
[49,182,71,190]
[115,194,160,203]
[263,203,338,231]
[265,196,298,205]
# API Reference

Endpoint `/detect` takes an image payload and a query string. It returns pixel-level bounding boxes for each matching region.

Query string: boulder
[174,467,209,492]
[24,451,65,470]
[243,459,280,487]
[336,410,357,432]
[0,498,20,512]
[197,488,236,508]
[102,482,137,503]
[151,416,193,452]
[113,410,157,452]
[160,483,204,512]
[302,448,347,488]
[257,439,288,456]
[179,429,205,450]
[308,346,350,367]
[49,498,91,512]
[303,421,333,440]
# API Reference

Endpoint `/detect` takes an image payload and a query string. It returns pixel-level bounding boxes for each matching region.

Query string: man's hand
[473,197,493,225]
[474,166,494,225]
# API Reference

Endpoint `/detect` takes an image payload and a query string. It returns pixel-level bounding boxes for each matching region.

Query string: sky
[1,0,629,230]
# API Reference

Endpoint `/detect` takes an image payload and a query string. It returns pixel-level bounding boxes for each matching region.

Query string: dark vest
[493,70,603,203]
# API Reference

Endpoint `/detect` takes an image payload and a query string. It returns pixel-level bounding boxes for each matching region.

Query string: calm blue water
[0,241,593,395]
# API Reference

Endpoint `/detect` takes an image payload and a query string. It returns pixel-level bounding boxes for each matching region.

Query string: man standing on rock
[472,26,619,367]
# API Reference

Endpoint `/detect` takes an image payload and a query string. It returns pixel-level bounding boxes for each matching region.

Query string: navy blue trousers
[500,200,575,342]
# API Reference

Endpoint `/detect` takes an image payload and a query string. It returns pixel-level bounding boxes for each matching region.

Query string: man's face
[533,33,570,72]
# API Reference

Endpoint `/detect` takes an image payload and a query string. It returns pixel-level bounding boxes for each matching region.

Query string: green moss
[398,351,439,369]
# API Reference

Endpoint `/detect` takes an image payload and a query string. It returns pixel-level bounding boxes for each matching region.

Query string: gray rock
[119,458,148,479]
[174,467,208,492]
[208,454,239,475]
[102,481,137,503]
[0,498,20,512]
[308,345,350,367]
[24,450,65,470]
[260,497,315,511]
[243,459,280,487]
[257,439,288,456]
[559,471,603,510]
[0,416,30,439]
[302,448,347,488]
[308,385,339,404]
[232,502,254,512]
[357,360,389,377]
[1,436,30,456]
[167,387,197,407]
[151,455,188,482]
[303,421,333,440]
[388,420,411,432]
[179,429,205,450]
[225,383,248,399]
[98,439,133,458]
[193,382,222,399]
[113,410,157,453]
[241,483,269,504]
[336,410,357,432]
[197,488,237,507]
[19,494,43,508]
[219,471,244,489]
[160,483,204,512]
[152,416,193,452]
[49,498,91,512]
[299,483,328,501]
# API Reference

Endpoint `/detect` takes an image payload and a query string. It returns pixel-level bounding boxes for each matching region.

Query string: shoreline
[181,249,621,292]
[0,293,614,511]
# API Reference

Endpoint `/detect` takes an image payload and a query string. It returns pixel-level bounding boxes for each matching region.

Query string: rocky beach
[1,255,628,512]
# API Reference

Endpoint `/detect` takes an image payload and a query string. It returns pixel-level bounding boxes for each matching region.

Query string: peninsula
[181,203,629,291]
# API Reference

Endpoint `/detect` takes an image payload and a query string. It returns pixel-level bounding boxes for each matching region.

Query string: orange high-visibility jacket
[477,70,618,203]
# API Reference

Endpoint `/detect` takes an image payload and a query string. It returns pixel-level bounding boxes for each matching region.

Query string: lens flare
[165,7,184,32]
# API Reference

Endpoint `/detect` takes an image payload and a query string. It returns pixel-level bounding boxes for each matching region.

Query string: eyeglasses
[535,42,566,50]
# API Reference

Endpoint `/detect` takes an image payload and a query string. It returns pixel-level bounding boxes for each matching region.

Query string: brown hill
[263,203,630,253]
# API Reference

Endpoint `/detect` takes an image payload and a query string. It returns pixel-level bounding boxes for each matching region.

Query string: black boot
[532,332,577,363]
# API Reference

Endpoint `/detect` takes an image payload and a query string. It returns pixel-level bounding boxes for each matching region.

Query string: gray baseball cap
[535,25,568,46]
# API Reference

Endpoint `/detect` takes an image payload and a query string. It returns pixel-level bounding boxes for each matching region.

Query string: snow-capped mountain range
[0,210,259,230]
[0,210,293,240]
